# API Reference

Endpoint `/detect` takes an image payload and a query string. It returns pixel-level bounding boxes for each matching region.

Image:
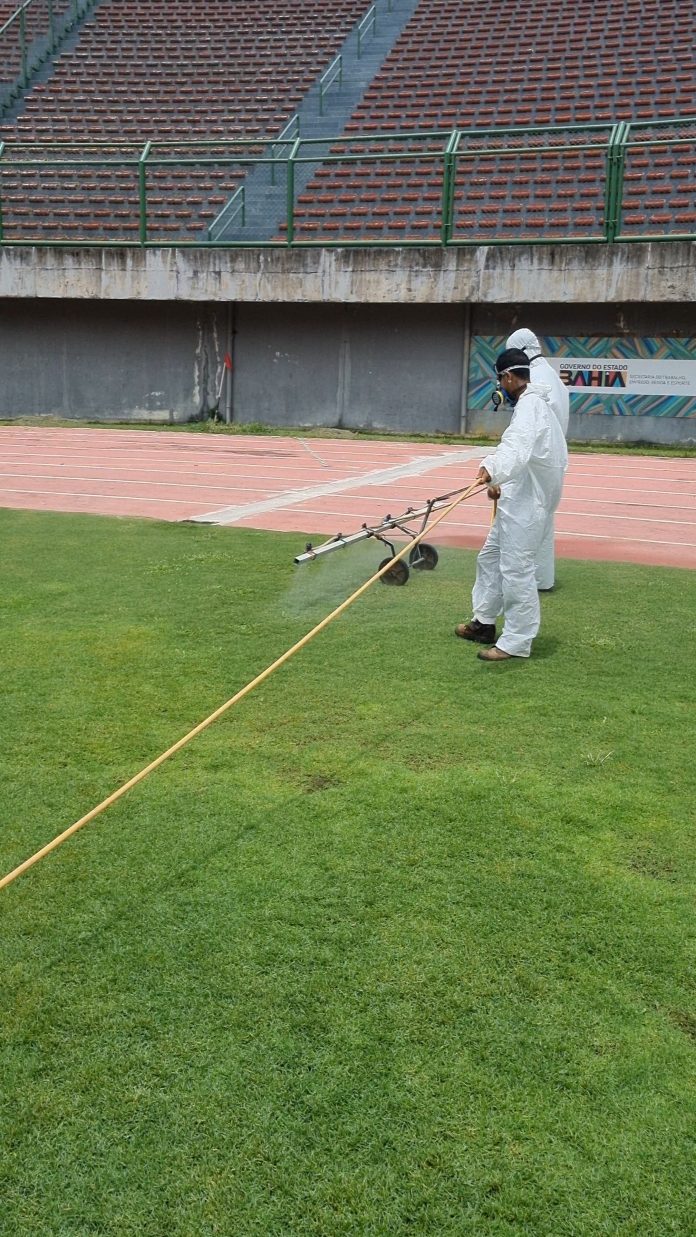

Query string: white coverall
[472,383,568,657]
[506,329,570,590]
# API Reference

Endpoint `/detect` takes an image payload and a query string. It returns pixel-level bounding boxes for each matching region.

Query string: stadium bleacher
[0,0,367,240]
[0,0,694,243]
[287,0,696,241]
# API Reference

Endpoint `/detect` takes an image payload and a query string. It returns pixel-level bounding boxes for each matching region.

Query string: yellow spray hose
[0,479,486,893]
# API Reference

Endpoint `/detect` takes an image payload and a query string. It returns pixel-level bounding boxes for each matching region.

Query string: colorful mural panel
[468,336,696,417]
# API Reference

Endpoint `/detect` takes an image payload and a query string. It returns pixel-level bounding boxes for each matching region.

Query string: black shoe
[455,619,497,644]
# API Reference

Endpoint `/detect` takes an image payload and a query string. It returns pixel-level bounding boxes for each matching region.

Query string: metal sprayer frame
[294,485,480,566]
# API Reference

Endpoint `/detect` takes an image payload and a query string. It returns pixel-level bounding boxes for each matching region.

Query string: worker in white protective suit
[455,348,568,662]
[506,327,570,591]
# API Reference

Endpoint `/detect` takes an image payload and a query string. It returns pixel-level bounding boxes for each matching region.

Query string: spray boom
[294,484,485,585]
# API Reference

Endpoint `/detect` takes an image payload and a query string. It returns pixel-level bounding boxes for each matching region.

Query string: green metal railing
[269,113,299,186]
[0,0,95,116]
[356,4,377,58]
[318,54,342,116]
[613,116,696,242]
[208,185,245,241]
[0,118,694,248]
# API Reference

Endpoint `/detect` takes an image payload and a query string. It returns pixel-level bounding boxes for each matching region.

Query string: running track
[1,426,694,569]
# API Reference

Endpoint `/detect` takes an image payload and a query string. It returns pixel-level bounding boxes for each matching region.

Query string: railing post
[441,129,459,244]
[286,135,300,245]
[357,5,376,59]
[271,113,298,187]
[605,120,628,243]
[48,0,56,54]
[604,123,619,243]
[0,141,5,242]
[612,121,629,242]
[319,55,341,117]
[19,4,28,88]
[138,141,151,245]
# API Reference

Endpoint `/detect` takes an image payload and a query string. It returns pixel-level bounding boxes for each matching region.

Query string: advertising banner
[548,357,696,399]
[468,335,696,417]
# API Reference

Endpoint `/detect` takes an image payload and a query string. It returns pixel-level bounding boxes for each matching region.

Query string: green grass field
[1,508,695,1236]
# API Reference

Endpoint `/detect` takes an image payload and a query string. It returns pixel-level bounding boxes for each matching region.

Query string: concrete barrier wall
[1,241,694,304]
[0,243,694,441]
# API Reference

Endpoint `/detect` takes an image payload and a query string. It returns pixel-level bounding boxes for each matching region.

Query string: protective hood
[526,380,552,404]
[506,328,541,358]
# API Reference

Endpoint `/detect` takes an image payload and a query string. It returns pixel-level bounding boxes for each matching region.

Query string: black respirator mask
[491,382,517,408]
[492,363,529,408]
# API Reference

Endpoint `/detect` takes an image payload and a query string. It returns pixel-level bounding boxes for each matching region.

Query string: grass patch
[1,509,695,1236]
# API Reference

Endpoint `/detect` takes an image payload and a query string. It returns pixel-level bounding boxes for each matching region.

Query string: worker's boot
[454,619,497,644]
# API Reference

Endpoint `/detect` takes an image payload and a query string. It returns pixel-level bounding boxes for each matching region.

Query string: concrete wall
[0,243,695,442]
[0,300,226,419]
[1,241,694,304]
[234,303,467,434]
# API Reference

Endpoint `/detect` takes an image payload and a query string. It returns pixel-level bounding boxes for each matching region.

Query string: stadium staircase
[0,0,98,119]
[210,0,422,242]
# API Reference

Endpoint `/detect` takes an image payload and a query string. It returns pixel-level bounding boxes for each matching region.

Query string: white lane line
[2,432,694,469]
[2,436,694,482]
[0,487,209,507]
[0,428,419,446]
[189,448,487,525]
[0,451,420,479]
[0,460,355,484]
[0,432,438,458]
[233,489,696,526]
[561,484,696,499]
[4,456,692,500]
[555,531,696,548]
[0,447,348,465]
[0,471,298,496]
[560,493,696,509]
[558,510,696,527]
[242,507,696,550]
[0,439,429,463]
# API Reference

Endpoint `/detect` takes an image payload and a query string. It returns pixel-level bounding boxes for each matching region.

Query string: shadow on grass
[531,636,560,661]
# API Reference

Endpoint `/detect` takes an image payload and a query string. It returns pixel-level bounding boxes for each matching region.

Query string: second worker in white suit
[455,348,568,661]
[506,327,570,591]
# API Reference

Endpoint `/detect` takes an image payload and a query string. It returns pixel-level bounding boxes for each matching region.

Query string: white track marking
[189,448,487,525]
[0,471,297,495]
[0,487,209,507]
[297,438,332,468]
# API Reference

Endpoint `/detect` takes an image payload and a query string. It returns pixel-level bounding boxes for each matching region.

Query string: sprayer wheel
[409,543,439,571]
[378,557,410,586]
